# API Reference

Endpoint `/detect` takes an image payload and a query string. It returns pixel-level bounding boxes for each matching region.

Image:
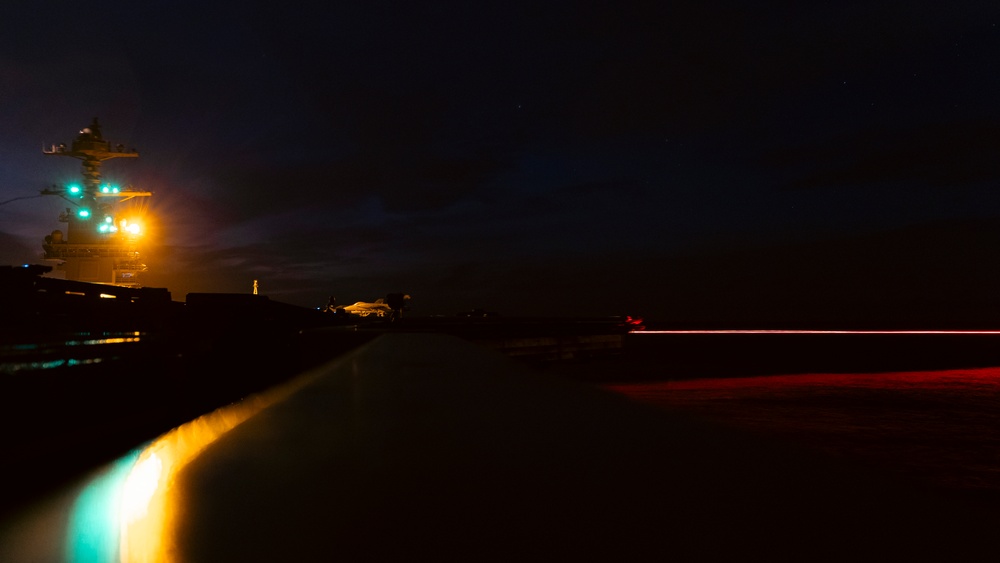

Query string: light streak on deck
[59,352,327,562]
[118,357,328,562]
[631,329,1000,335]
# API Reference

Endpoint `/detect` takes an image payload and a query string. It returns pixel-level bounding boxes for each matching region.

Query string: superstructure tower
[40,118,152,287]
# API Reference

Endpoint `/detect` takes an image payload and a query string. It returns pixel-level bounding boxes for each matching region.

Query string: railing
[43,243,141,259]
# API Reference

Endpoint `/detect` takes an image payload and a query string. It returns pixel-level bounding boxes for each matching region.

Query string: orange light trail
[117,366,321,563]
[44,351,329,563]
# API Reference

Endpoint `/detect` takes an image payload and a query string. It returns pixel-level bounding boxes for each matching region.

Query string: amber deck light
[116,368,323,562]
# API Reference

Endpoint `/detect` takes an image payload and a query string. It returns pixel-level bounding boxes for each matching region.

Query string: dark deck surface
[2,333,996,562]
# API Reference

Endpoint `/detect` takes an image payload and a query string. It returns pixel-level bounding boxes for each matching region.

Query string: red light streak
[631,329,1000,335]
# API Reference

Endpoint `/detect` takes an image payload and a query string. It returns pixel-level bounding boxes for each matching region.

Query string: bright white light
[121,452,162,524]
[120,219,142,235]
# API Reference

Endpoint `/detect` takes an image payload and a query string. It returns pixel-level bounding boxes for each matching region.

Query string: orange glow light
[117,366,322,562]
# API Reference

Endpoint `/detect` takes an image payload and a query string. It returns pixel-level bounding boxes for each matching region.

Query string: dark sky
[2,1,1000,325]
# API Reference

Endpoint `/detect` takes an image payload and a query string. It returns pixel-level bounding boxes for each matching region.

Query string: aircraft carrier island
[38,118,151,287]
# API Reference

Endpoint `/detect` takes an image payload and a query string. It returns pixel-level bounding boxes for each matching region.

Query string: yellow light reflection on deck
[117,368,318,563]
[119,403,260,562]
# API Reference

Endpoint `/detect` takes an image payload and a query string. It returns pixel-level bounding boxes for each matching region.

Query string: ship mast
[40,118,152,287]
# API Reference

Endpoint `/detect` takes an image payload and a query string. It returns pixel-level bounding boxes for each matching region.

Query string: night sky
[3,1,1000,326]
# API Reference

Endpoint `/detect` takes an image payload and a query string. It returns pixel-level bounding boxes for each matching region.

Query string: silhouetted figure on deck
[385,293,410,322]
[324,296,344,314]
